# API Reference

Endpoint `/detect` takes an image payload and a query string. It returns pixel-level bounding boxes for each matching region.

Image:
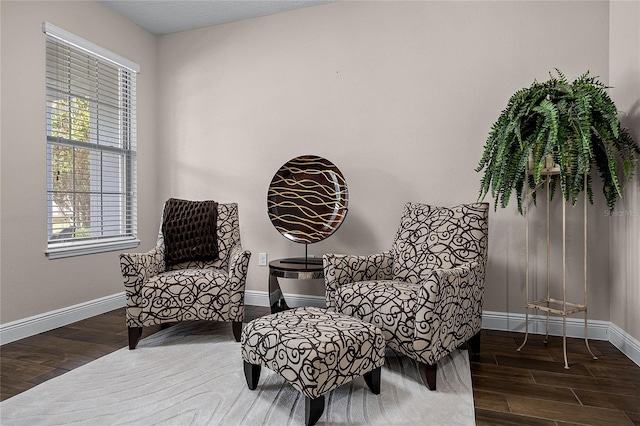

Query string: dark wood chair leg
[243,361,261,390]
[419,362,437,390]
[128,327,142,350]
[232,321,243,342]
[468,331,481,361]
[305,395,325,426]
[363,366,381,394]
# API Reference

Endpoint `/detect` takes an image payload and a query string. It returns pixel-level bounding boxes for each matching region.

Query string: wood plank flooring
[2,306,639,425]
[473,330,640,425]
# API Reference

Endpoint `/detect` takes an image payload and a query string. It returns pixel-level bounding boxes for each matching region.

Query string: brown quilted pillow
[162,198,218,266]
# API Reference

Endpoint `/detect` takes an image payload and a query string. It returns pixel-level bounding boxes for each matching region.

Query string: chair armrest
[228,245,251,301]
[119,246,165,303]
[412,261,485,365]
[323,251,393,310]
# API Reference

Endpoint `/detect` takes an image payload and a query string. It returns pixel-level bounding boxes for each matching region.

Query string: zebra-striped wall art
[268,155,349,244]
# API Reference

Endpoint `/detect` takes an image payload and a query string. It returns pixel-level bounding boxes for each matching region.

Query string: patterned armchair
[120,201,251,349]
[324,202,488,390]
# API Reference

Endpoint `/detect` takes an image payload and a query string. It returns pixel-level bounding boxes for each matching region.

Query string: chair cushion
[139,268,230,323]
[335,280,420,358]
[162,198,218,266]
[392,203,487,283]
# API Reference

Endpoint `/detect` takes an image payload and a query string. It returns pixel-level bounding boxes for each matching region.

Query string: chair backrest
[391,202,489,283]
[157,202,242,271]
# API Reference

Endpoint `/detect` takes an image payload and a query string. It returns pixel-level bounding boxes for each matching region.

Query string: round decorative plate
[267,155,349,244]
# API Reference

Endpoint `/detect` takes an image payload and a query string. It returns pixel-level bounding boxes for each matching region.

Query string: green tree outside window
[50,97,91,238]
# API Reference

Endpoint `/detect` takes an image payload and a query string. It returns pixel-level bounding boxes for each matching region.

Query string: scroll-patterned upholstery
[324,203,488,383]
[120,202,250,344]
[324,251,393,311]
[334,280,420,358]
[241,307,385,399]
[392,203,487,282]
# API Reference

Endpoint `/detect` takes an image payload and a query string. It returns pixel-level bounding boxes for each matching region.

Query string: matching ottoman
[241,306,385,426]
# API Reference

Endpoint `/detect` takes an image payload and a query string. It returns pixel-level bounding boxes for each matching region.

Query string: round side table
[268,258,324,313]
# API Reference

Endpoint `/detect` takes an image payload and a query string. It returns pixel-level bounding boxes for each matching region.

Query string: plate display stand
[516,167,598,369]
[266,155,349,312]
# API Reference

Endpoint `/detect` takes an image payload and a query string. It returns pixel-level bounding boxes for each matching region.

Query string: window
[44,23,140,259]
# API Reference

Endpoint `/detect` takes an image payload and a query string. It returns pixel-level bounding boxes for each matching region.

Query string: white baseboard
[609,322,640,367]
[2,291,639,368]
[481,310,640,367]
[0,292,126,345]
[481,310,610,341]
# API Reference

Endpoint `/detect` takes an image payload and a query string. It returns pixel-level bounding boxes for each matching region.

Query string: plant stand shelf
[517,168,598,369]
[526,298,587,316]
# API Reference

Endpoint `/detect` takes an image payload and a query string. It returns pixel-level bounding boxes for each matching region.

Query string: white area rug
[0,321,475,425]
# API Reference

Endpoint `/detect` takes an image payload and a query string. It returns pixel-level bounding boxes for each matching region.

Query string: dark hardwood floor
[2,306,639,425]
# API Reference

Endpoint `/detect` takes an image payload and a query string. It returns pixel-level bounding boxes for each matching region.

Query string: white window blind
[44,23,139,259]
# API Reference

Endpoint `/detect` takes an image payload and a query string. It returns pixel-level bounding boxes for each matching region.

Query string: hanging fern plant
[476,70,639,214]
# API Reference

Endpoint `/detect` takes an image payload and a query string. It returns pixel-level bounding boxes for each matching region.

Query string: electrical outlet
[258,252,267,266]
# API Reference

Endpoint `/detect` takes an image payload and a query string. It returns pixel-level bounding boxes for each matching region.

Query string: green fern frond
[476,69,640,214]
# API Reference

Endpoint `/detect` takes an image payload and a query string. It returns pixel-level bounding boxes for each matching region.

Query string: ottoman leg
[305,395,324,426]
[243,361,261,390]
[363,366,381,394]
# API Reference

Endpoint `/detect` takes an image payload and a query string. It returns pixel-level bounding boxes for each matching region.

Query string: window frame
[43,22,140,259]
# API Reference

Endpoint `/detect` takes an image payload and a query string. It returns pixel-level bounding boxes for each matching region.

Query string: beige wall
[609,0,640,341]
[0,1,159,323]
[157,1,612,319]
[2,1,637,335]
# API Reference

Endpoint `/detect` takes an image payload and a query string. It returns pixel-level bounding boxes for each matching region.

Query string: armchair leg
[418,362,437,390]
[232,321,243,342]
[363,366,381,394]
[128,327,143,350]
[305,395,325,426]
[468,331,481,362]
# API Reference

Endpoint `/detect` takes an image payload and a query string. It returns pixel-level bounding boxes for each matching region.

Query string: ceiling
[98,0,333,35]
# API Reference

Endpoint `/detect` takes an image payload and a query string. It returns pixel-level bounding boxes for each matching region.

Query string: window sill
[46,238,140,259]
